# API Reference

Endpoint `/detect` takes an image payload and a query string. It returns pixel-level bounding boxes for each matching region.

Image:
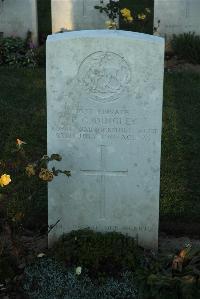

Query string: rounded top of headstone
[47,30,165,45]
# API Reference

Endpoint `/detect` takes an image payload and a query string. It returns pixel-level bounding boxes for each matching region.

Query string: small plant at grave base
[0,139,70,229]
[135,244,200,299]
[94,0,151,31]
[49,229,143,280]
[23,231,200,299]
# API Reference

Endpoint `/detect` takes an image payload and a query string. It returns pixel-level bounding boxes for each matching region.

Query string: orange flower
[16,138,26,148]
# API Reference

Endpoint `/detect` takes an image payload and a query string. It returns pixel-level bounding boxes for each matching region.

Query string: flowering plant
[94,0,119,29]
[0,139,70,225]
[13,138,71,182]
[94,0,152,32]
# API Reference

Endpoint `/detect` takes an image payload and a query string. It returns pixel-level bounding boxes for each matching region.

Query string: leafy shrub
[0,33,46,67]
[171,32,200,64]
[23,258,138,299]
[50,229,142,279]
[0,141,69,231]
[0,146,47,230]
[0,36,36,67]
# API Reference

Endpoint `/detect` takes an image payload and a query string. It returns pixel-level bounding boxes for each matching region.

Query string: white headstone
[0,0,38,44]
[51,0,110,32]
[154,0,200,37]
[47,30,164,249]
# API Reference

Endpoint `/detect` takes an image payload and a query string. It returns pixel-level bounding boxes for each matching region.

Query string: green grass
[0,67,47,230]
[161,71,200,222]
[0,67,200,227]
[0,67,46,159]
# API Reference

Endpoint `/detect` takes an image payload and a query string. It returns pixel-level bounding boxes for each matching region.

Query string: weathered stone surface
[51,0,110,32]
[0,0,38,44]
[47,30,164,249]
[154,0,200,37]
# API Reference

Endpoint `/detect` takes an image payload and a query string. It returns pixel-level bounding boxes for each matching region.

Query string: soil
[165,55,200,73]
[0,223,47,299]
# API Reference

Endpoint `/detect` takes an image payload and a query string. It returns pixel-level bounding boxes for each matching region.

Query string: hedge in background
[0,35,45,67]
[171,32,200,64]
[0,35,36,67]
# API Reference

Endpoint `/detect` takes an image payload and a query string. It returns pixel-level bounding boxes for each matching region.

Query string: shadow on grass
[160,70,200,233]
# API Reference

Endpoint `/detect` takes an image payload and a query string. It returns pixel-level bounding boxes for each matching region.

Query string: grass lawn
[161,71,200,225]
[0,67,200,231]
[0,67,46,158]
[0,67,47,230]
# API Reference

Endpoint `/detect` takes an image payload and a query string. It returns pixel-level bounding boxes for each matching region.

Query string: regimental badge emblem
[77,51,131,103]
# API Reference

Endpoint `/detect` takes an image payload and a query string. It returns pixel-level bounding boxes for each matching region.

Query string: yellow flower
[138,13,146,20]
[120,8,132,18]
[25,164,36,177]
[39,168,54,182]
[0,174,11,187]
[120,8,133,23]
[105,20,117,29]
[105,20,112,27]
[127,16,133,22]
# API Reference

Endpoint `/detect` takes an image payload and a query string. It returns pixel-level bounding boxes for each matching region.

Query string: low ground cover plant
[23,258,137,299]
[50,229,142,279]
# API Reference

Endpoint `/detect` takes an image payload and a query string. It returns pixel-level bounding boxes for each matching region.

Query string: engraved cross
[80,145,128,219]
